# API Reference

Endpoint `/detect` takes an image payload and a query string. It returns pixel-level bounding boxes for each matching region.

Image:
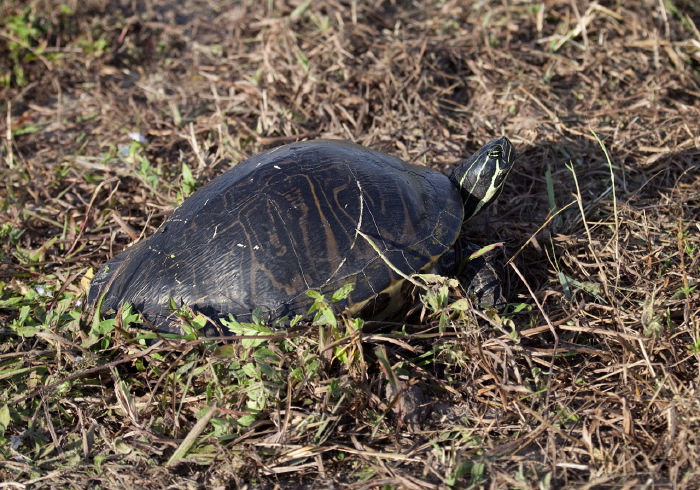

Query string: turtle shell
[89,139,464,334]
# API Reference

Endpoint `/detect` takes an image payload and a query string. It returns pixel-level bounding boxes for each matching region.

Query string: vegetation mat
[1,0,699,488]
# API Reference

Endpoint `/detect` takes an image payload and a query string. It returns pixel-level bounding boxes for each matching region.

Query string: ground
[1,0,699,488]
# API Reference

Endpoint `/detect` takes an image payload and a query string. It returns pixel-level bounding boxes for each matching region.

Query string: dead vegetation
[1,0,699,488]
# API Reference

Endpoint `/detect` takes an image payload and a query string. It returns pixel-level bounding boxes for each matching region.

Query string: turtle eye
[488,147,503,160]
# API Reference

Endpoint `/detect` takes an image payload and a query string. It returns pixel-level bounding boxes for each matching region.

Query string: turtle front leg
[433,241,507,311]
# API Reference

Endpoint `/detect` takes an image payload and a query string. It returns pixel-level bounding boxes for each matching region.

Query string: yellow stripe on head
[450,136,516,220]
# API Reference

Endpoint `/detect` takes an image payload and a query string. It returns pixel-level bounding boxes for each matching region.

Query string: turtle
[89,137,516,335]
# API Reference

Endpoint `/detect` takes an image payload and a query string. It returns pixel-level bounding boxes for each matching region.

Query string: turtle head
[449,136,515,220]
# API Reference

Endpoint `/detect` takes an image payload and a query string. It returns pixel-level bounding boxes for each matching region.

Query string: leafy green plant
[77,36,108,56]
[180,162,198,199]
[306,283,354,329]
[0,8,62,87]
[1,14,44,86]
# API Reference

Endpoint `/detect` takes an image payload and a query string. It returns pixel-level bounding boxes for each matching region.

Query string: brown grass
[1,0,699,488]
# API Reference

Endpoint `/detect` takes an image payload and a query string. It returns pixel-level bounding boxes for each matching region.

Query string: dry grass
[1,0,699,488]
